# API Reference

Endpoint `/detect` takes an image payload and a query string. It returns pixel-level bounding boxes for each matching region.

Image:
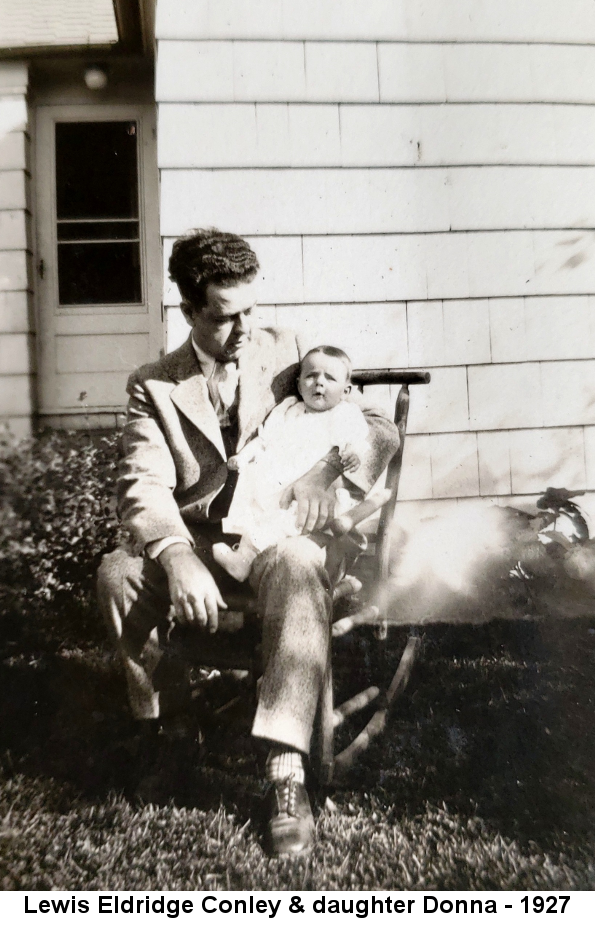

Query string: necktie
[215,361,239,410]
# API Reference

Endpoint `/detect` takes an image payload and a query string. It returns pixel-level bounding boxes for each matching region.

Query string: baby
[212,345,370,581]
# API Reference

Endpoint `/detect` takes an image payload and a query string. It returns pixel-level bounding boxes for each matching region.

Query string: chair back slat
[355,369,431,588]
[376,384,410,585]
[352,369,430,387]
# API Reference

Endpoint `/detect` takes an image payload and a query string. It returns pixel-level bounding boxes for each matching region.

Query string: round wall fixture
[84,66,108,90]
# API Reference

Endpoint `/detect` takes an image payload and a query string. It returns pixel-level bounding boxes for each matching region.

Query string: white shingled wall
[155,0,595,525]
[0,62,34,438]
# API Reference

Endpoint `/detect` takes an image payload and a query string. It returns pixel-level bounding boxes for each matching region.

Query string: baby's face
[298,352,351,412]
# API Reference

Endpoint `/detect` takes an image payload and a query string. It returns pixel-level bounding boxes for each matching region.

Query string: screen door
[35,104,161,420]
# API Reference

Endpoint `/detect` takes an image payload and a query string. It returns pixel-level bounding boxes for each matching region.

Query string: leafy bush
[0,429,123,645]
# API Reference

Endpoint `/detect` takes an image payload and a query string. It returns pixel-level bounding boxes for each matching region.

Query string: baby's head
[297,346,353,412]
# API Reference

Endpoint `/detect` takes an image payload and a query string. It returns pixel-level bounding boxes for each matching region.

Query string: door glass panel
[57,220,139,241]
[55,121,142,305]
[57,242,141,305]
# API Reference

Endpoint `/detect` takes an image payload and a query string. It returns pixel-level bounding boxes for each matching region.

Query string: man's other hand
[158,543,227,633]
[280,460,339,534]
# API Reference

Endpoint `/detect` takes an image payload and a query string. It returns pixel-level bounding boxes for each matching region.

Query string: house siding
[0,0,118,50]
[155,1,595,523]
[0,62,34,438]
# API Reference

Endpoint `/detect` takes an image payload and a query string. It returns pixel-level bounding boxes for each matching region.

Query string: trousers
[97,530,332,755]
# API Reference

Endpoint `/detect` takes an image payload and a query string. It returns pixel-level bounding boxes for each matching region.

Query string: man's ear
[180,300,199,326]
[180,301,192,326]
[344,383,352,395]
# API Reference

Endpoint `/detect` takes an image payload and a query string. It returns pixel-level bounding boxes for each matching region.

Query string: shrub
[0,429,124,646]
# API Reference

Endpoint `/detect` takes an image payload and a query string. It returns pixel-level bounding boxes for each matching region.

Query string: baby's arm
[228,396,298,470]
[336,404,371,474]
[339,443,362,472]
[227,435,265,471]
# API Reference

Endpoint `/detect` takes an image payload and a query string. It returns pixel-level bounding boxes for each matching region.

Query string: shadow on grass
[332,618,595,848]
[1,612,595,887]
[0,642,263,823]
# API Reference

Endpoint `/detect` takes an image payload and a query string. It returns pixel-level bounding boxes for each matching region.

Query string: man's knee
[251,535,330,602]
[271,536,326,575]
[97,547,156,639]
[97,547,136,605]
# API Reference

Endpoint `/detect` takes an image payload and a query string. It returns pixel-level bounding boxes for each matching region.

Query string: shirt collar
[191,337,240,378]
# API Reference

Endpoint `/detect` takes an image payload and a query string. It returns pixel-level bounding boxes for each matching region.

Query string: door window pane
[56,121,138,220]
[57,242,141,305]
[55,121,142,305]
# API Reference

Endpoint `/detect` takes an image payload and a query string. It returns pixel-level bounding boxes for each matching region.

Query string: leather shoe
[262,777,315,857]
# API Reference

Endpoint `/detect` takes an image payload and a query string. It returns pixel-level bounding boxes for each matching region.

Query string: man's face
[187,280,259,362]
[297,352,351,412]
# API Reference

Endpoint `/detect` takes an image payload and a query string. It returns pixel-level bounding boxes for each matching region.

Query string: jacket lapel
[166,338,227,460]
[237,331,276,452]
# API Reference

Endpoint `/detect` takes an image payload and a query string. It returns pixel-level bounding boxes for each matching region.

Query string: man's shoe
[262,777,315,857]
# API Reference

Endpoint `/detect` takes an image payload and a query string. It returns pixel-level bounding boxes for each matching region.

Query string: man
[98,229,399,857]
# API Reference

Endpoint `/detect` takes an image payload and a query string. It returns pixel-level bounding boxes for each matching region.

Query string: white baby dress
[222,396,370,551]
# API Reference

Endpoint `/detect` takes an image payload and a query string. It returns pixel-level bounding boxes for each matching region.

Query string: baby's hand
[339,444,361,473]
[227,455,241,471]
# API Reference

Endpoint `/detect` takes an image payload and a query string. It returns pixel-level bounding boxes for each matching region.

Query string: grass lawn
[1,608,595,891]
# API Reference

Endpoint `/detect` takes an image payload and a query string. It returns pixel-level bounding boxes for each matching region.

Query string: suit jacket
[118,327,400,552]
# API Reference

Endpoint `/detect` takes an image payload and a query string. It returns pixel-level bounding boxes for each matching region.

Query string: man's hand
[158,543,227,633]
[280,460,340,534]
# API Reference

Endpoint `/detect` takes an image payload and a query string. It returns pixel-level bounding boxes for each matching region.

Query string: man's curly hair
[169,229,260,310]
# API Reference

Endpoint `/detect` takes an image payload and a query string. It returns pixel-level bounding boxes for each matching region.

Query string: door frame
[34,102,162,417]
